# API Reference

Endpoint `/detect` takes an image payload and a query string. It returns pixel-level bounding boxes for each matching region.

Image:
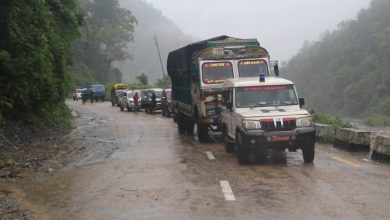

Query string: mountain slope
[284,0,390,123]
[119,0,194,83]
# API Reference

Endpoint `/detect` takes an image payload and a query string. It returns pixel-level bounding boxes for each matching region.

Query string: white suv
[221,77,316,164]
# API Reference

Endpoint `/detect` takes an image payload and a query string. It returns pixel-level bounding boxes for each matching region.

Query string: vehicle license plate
[272,136,291,142]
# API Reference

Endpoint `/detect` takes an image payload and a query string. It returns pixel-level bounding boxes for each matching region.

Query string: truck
[221,76,316,164]
[167,35,274,142]
[86,84,105,102]
[111,83,128,106]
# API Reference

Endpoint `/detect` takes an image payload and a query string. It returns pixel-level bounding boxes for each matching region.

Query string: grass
[0,151,15,168]
[310,110,353,144]
[364,114,390,126]
[310,110,353,129]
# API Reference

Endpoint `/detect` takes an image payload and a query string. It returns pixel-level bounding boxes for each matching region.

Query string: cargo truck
[167,35,275,142]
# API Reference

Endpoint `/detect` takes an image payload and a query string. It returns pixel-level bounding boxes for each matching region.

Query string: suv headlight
[242,120,261,130]
[296,117,313,127]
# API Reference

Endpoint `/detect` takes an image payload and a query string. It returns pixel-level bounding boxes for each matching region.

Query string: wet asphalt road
[17,101,390,219]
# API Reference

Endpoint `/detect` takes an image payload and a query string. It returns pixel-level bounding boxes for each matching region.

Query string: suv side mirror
[299,98,305,108]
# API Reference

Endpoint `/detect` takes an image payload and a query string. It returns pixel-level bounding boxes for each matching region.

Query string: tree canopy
[284,0,390,125]
[0,0,80,123]
[71,0,137,85]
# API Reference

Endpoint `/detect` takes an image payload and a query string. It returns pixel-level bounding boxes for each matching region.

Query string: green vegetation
[311,110,353,143]
[311,110,353,129]
[136,73,149,87]
[364,114,390,126]
[0,0,138,125]
[0,0,80,124]
[71,0,137,86]
[155,77,171,88]
[285,0,390,126]
[0,151,15,168]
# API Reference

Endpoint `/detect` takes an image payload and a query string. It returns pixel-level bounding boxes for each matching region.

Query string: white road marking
[205,151,216,160]
[362,158,370,162]
[220,180,236,201]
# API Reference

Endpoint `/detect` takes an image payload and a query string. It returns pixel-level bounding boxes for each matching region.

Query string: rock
[71,111,78,117]
[371,134,390,163]
[334,128,371,151]
[0,169,12,178]
[314,123,336,138]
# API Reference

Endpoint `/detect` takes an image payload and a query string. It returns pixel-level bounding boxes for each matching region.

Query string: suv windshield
[235,85,298,108]
[202,62,233,84]
[238,60,269,77]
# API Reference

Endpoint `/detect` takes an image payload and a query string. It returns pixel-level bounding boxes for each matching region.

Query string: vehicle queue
[109,84,172,117]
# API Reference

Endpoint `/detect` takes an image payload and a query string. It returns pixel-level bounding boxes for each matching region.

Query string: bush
[310,110,353,128]
[364,114,390,126]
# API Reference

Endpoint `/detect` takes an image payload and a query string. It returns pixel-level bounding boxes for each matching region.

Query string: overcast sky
[144,0,370,61]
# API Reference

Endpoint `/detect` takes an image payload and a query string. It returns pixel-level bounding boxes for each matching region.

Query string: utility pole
[154,34,166,87]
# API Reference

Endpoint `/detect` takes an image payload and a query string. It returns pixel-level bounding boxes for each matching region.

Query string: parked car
[161,89,172,117]
[141,88,163,113]
[118,90,142,111]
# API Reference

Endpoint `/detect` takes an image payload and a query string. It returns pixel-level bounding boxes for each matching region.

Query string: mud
[1,100,390,219]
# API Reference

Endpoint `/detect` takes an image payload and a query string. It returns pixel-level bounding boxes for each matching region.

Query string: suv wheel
[197,121,210,143]
[302,142,315,163]
[223,126,234,153]
[236,131,248,164]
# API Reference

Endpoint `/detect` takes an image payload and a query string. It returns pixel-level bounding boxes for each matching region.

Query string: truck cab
[221,77,316,164]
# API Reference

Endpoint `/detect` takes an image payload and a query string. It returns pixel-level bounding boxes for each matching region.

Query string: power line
[175,0,210,28]
[167,0,215,41]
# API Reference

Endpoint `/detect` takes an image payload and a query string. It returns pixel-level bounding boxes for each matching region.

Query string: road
[12,101,390,219]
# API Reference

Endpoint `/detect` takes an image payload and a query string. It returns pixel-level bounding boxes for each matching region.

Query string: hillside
[284,0,390,125]
[119,0,194,83]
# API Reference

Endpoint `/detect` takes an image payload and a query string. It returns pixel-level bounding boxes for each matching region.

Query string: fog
[143,0,370,62]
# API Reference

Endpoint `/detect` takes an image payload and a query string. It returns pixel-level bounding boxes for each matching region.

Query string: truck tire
[236,131,249,164]
[197,121,210,143]
[177,113,186,135]
[302,142,315,163]
[120,105,124,111]
[223,126,234,153]
[185,117,194,134]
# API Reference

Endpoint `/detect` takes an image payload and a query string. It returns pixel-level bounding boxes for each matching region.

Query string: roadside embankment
[315,123,390,163]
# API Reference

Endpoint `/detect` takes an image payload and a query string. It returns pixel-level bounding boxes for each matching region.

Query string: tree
[0,0,80,123]
[136,73,148,86]
[155,77,171,88]
[72,0,137,84]
[283,0,390,125]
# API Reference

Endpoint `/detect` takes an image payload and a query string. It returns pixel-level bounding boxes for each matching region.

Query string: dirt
[0,122,77,219]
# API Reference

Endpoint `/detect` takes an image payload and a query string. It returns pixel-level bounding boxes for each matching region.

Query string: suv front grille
[260,118,296,131]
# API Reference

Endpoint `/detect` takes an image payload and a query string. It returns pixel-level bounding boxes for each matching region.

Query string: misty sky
[144,0,370,62]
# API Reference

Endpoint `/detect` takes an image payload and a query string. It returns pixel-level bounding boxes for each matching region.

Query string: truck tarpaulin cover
[167,36,232,79]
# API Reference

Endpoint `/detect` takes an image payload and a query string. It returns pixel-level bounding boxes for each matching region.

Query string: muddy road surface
[3,100,390,219]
